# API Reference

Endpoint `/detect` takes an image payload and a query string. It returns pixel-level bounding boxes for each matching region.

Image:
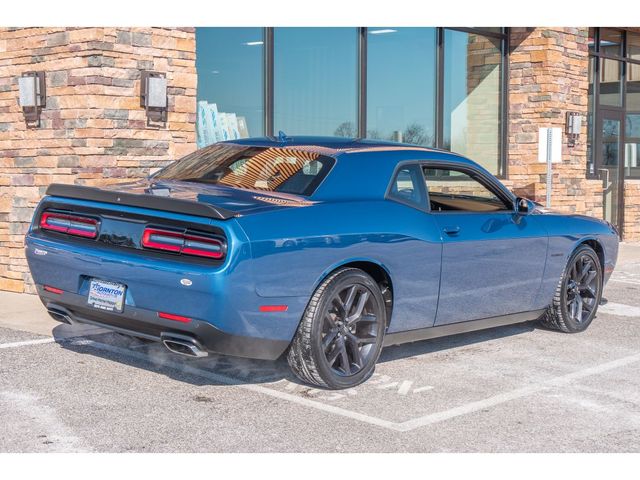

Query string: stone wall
[624,181,640,240]
[506,27,604,218]
[0,27,197,293]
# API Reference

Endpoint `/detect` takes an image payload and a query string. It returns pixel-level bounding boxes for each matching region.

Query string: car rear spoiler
[45,184,237,220]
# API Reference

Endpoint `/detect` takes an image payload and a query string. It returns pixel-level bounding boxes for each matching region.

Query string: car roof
[222,135,452,156]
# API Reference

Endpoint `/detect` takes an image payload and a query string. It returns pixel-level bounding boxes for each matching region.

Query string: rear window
[153,144,335,196]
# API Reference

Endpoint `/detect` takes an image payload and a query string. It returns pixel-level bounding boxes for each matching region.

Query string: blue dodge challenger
[25,136,619,389]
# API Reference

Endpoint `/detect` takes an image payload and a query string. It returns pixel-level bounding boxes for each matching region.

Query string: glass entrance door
[598,109,624,231]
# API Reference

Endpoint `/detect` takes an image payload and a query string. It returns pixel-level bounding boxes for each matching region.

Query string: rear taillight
[40,212,98,239]
[141,227,224,259]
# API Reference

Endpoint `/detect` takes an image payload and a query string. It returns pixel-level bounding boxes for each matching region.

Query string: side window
[423,166,511,212]
[388,164,427,209]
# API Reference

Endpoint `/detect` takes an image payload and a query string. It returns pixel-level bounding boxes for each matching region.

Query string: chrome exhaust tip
[47,308,73,325]
[161,334,208,358]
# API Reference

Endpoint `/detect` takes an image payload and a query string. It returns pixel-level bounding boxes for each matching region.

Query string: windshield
[153,144,335,196]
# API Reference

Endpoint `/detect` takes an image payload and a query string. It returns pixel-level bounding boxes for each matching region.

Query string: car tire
[540,244,603,333]
[287,267,387,389]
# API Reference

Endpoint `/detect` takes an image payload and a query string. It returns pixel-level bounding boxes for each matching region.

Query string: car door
[423,163,548,326]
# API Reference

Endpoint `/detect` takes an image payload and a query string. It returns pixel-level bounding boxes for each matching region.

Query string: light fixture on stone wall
[140,71,167,127]
[18,71,46,128]
[566,111,582,148]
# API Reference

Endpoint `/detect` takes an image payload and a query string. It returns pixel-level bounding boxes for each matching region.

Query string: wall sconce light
[566,111,582,148]
[18,71,46,127]
[140,71,167,127]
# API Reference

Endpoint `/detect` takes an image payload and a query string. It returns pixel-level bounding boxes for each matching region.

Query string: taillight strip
[40,212,98,239]
[141,227,224,259]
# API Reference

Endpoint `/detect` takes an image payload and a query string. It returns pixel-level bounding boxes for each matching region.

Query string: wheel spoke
[326,342,341,366]
[346,290,369,324]
[583,299,594,312]
[570,297,578,320]
[582,270,597,287]
[578,259,593,283]
[582,285,597,298]
[342,285,358,316]
[324,313,337,329]
[339,342,351,375]
[345,333,363,368]
[322,330,339,352]
[575,295,584,322]
[570,262,578,281]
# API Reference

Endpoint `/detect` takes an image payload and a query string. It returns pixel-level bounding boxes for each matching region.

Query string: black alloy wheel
[565,252,600,325]
[541,244,603,333]
[287,268,387,389]
[321,283,380,377]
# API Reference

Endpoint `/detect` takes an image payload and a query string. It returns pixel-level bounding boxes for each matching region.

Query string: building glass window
[195,28,264,147]
[588,28,596,53]
[628,32,640,59]
[273,28,358,136]
[600,28,623,57]
[626,114,640,176]
[366,28,437,145]
[600,58,623,107]
[194,27,507,174]
[443,29,502,174]
[589,28,640,184]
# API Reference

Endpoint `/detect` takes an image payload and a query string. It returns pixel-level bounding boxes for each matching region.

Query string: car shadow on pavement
[379,321,538,364]
[52,321,538,389]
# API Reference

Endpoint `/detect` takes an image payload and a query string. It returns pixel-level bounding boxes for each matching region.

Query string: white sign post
[538,127,562,208]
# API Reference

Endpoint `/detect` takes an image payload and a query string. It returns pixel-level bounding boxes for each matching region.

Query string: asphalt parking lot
[1,245,639,452]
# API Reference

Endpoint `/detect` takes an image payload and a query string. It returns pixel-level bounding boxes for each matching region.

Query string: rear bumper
[38,285,289,360]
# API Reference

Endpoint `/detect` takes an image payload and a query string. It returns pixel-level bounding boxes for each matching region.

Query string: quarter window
[388,164,427,209]
[423,167,511,212]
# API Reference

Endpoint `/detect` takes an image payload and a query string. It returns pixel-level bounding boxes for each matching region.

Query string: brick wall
[0,27,197,293]
[506,27,604,217]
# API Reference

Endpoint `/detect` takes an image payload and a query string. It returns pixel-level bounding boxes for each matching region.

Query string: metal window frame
[256,26,509,174]
[589,27,640,181]
[264,27,274,137]
[437,27,508,178]
[357,27,367,138]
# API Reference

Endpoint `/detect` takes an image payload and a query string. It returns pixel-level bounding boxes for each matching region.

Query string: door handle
[443,226,461,236]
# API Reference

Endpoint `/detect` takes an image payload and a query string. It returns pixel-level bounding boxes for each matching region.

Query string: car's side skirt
[382,309,547,347]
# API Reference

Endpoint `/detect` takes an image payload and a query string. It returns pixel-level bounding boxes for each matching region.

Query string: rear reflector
[158,312,192,323]
[43,285,64,295]
[40,212,98,239]
[259,305,289,312]
[142,227,224,259]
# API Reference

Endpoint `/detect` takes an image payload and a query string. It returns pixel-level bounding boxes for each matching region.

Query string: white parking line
[608,279,640,287]
[68,338,640,433]
[3,332,640,432]
[599,302,640,317]
[67,339,403,431]
[396,352,640,431]
[0,391,91,452]
[0,338,55,349]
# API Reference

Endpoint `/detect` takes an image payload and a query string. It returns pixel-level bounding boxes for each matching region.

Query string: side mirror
[516,197,530,215]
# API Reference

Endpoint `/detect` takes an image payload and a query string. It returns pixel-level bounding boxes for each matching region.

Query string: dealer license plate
[87,279,126,313]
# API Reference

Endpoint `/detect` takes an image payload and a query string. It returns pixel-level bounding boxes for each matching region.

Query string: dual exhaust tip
[47,308,73,325]
[161,334,209,358]
[47,307,208,359]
